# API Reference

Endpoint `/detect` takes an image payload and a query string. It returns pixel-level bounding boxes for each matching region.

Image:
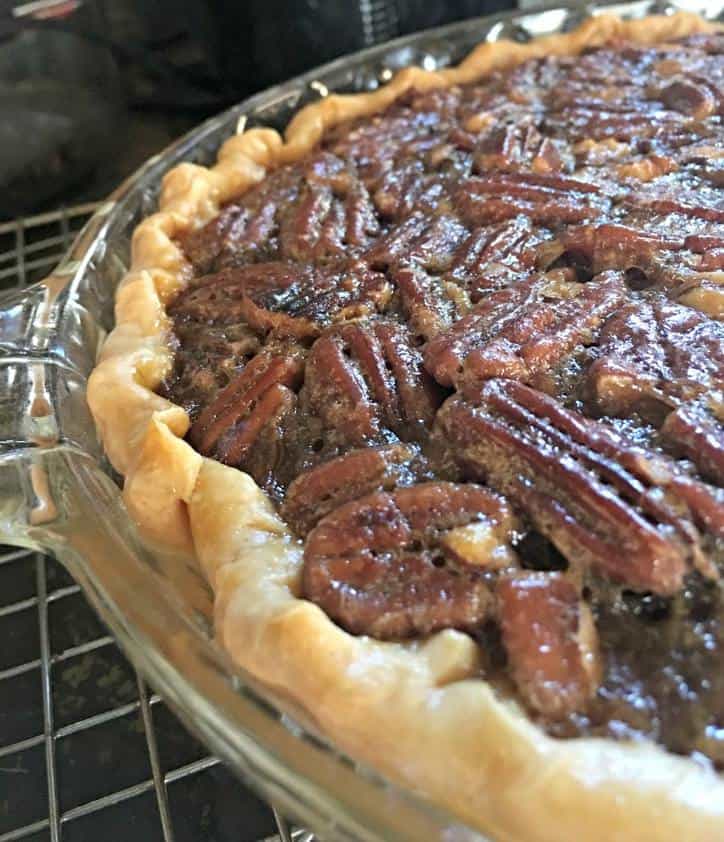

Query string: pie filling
[160,33,724,767]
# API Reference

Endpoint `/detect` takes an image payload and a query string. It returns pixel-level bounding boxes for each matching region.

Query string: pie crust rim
[87,12,724,840]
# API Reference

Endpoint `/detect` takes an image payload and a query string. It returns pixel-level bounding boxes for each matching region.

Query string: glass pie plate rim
[0,1,720,839]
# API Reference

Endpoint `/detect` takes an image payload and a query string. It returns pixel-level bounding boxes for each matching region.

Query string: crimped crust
[88,13,724,841]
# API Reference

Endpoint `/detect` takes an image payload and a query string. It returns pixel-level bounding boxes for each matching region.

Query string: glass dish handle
[0,268,110,558]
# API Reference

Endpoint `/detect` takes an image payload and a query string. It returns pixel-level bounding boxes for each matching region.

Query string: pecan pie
[89,12,724,842]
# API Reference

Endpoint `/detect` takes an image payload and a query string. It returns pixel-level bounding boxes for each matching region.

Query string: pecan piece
[685,235,724,272]
[676,278,724,319]
[424,271,625,390]
[189,349,303,471]
[281,444,419,537]
[302,320,443,448]
[303,482,516,638]
[438,379,718,594]
[498,573,600,718]
[573,138,631,167]
[455,172,607,226]
[617,155,679,182]
[587,295,724,422]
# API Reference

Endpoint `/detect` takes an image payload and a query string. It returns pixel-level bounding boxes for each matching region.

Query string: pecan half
[281,444,419,536]
[661,403,724,489]
[279,153,381,261]
[544,105,685,143]
[635,198,724,226]
[455,172,607,226]
[587,295,724,422]
[553,223,684,278]
[303,482,516,638]
[446,216,549,298]
[424,271,625,390]
[365,212,468,272]
[176,202,250,275]
[438,379,718,594]
[326,105,457,197]
[176,166,301,272]
[658,76,718,120]
[498,54,571,106]
[498,573,600,718]
[624,172,724,226]
[302,320,443,448]
[394,265,468,342]
[552,221,724,301]
[188,348,303,474]
[372,160,447,220]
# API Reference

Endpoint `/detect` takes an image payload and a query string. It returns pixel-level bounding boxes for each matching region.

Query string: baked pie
[89,12,724,840]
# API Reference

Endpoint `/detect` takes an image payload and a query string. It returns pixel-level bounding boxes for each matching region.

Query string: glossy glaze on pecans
[161,33,724,761]
[424,270,627,391]
[303,482,516,638]
[437,379,720,594]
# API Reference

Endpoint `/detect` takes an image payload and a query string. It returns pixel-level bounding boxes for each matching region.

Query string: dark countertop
[0,549,280,842]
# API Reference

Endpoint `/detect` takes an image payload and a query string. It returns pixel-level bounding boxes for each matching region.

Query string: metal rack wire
[0,206,312,842]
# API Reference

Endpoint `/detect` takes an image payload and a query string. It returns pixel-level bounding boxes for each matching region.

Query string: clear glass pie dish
[0,1,721,838]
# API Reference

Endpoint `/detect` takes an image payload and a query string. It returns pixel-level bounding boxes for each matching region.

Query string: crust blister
[87,12,724,841]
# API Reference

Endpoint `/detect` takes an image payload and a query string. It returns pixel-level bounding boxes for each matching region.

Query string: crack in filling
[160,32,724,768]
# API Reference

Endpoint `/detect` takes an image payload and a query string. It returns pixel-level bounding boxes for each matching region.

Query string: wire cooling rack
[0,206,313,842]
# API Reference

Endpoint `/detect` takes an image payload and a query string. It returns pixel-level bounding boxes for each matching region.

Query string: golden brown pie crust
[88,12,724,840]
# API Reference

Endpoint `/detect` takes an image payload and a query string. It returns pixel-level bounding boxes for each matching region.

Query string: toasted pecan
[303,482,516,638]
